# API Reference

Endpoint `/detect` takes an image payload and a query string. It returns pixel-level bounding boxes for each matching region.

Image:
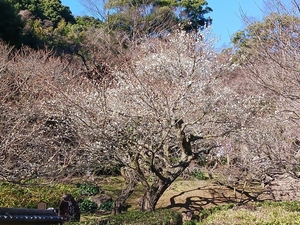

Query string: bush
[78,199,98,213]
[77,183,100,196]
[190,171,208,180]
[99,200,114,211]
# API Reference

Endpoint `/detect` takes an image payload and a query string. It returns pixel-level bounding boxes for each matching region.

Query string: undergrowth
[0,181,81,208]
[2,179,300,225]
[0,180,116,214]
[199,201,300,225]
[77,209,182,225]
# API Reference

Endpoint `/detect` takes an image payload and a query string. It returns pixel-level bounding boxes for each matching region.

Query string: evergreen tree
[232,13,299,59]
[41,0,75,25]
[7,0,75,26]
[104,0,212,38]
[0,0,24,45]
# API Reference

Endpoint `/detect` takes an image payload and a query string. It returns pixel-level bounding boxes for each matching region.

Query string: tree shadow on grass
[162,184,268,212]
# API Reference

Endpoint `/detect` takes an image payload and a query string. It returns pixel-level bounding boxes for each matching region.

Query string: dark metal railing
[0,207,64,225]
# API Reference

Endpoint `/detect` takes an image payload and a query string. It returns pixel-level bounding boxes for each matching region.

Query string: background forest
[1,0,300,224]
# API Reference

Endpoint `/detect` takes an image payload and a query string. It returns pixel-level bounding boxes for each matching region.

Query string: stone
[182,210,193,222]
[90,194,113,208]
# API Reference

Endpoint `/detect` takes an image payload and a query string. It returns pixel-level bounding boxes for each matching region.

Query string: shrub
[99,200,114,211]
[78,199,98,213]
[77,183,100,196]
[190,171,208,180]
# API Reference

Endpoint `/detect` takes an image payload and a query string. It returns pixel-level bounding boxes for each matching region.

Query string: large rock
[91,194,113,207]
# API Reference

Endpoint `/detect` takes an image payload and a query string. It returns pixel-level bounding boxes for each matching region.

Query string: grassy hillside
[2,177,300,224]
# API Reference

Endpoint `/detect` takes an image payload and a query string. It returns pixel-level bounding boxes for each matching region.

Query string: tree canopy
[0,0,212,51]
[0,0,24,45]
[232,13,300,60]
[104,0,212,38]
[7,0,75,26]
[229,1,300,200]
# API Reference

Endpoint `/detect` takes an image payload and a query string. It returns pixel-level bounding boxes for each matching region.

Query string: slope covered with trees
[230,1,300,200]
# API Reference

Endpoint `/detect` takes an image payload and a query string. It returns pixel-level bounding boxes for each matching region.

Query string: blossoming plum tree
[101,30,246,212]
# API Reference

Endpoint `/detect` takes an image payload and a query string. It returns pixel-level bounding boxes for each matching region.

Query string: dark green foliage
[75,16,102,28]
[105,0,212,38]
[78,199,98,213]
[77,182,110,213]
[42,0,75,25]
[8,0,75,26]
[3,0,79,49]
[77,183,100,196]
[190,171,208,180]
[8,0,43,18]
[99,200,114,211]
[176,0,212,32]
[1,0,213,51]
[0,0,24,45]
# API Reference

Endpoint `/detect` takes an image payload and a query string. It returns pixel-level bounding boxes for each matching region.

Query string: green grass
[2,178,300,225]
[198,201,300,225]
[0,181,81,208]
[97,176,145,211]
[78,209,183,225]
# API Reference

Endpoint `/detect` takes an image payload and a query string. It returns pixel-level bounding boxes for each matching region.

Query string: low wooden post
[38,202,47,210]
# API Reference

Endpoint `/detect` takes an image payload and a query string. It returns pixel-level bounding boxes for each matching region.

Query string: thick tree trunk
[115,120,205,212]
[139,191,156,212]
[113,167,139,214]
[138,122,200,212]
[139,180,171,212]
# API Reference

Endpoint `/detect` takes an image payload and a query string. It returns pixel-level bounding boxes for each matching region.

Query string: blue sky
[208,0,264,49]
[61,0,265,49]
